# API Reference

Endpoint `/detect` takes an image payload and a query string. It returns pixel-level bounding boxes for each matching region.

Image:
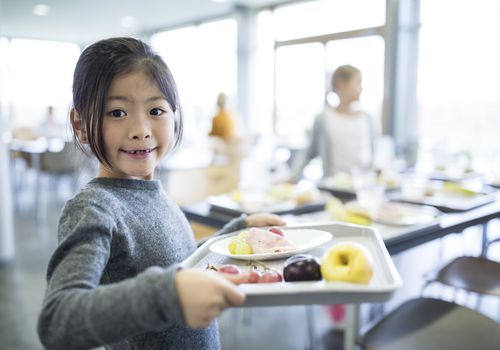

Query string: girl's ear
[70,108,88,144]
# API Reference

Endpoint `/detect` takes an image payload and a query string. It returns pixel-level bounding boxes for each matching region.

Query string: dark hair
[71,37,183,167]
[331,64,361,92]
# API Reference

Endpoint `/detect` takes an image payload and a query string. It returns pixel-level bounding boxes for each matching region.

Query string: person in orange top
[209,92,236,142]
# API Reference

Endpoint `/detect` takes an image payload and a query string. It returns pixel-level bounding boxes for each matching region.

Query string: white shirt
[324,108,372,174]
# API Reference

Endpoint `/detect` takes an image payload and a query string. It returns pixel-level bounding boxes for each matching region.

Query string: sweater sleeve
[37,201,184,350]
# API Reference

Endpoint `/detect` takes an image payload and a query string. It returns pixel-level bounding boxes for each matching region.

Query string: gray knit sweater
[37,177,247,350]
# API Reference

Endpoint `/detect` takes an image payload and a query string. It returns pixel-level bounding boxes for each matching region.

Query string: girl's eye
[108,109,126,118]
[150,108,166,116]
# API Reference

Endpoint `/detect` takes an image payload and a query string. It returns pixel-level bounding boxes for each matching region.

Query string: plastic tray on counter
[208,195,326,217]
[391,190,497,212]
[181,223,402,307]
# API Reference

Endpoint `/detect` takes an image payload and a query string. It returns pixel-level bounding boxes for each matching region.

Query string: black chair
[427,256,500,297]
[359,297,500,350]
[422,255,500,318]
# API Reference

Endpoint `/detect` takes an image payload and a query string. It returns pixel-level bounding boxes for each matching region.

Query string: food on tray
[269,227,284,236]
[320,242,374,284]
[377,203,410,223]
[441,181,479,197]
[207,263,283,283]
[224,183,322,212]
[228,228,298,255]
[217,264,242,274]
[283,254,322,282]
[267,182,322,205]
[325,198,372,226]
[375,202,438,225]
[323,172,353,189]
[324,171,400,190]
[228,235,253,255]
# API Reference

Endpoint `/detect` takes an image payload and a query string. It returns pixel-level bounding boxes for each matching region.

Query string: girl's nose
[129,116,151,140]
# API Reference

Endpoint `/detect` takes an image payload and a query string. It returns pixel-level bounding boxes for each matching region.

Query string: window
[418,0,500,168]
[274,0,386,41]
[151,19,237,143]
[263,0,386,141]
[274,43,325,139]
[325,36,385,122]
[7,39,80,127]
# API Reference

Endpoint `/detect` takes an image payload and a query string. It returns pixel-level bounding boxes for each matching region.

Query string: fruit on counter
[283,254,322,282]
[320,242,374,284]
[228,227,297,255]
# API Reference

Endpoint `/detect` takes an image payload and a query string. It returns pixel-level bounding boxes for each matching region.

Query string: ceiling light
[120,16,137,28]
[32,4,50,16]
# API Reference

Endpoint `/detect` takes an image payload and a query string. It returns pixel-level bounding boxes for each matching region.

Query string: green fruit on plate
[228,237,252,255]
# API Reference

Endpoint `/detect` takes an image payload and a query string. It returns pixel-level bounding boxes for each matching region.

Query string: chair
[427,256,500,297]
[359,297,500,350]
[421,255,500,322]
[40,141,82,202]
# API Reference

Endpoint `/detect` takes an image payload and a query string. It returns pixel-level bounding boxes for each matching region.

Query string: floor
[1,168,499,350]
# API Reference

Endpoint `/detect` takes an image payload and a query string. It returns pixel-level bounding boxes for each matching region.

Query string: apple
[320,242,374,284]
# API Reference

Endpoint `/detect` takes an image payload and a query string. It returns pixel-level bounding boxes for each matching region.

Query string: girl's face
[98,69,175,180]
[337,72,362,103]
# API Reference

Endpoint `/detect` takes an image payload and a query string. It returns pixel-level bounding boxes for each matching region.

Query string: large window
[273,0,386,41]
[151,19,237,143]
[274,43,325,138]
[4,39,80,128]
[325,36,385,122]
[260,0,386,142]
[417,0,500,169]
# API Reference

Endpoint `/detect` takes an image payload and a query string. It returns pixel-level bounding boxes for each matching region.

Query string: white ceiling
[0,0,296,44]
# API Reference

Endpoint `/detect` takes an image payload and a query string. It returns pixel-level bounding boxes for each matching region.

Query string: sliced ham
[244,228,297,254]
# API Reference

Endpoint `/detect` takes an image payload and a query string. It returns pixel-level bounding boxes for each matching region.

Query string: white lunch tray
[181,223,402,307]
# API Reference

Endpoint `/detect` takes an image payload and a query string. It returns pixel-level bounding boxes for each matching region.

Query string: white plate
[209,228,333,261]
[374,202,440,226]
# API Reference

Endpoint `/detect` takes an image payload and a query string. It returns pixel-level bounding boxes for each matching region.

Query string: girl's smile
[97,69,175,180]
[121,147,157,159]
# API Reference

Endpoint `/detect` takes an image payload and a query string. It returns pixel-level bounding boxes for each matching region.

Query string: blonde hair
[331,65,361,92]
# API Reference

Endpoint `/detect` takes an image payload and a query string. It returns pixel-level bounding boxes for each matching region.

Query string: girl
[291,64,378,181]
[37,37,285,350]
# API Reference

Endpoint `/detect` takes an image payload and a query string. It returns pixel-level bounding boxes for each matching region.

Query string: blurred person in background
[209,92,237,142]
[291,64,378,182]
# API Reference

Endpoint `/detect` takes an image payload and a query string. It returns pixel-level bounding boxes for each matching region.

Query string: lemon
[228,237,252,255]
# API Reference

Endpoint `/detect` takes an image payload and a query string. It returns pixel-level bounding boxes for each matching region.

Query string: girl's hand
[245,213,286,228]
[176,269,246,329]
